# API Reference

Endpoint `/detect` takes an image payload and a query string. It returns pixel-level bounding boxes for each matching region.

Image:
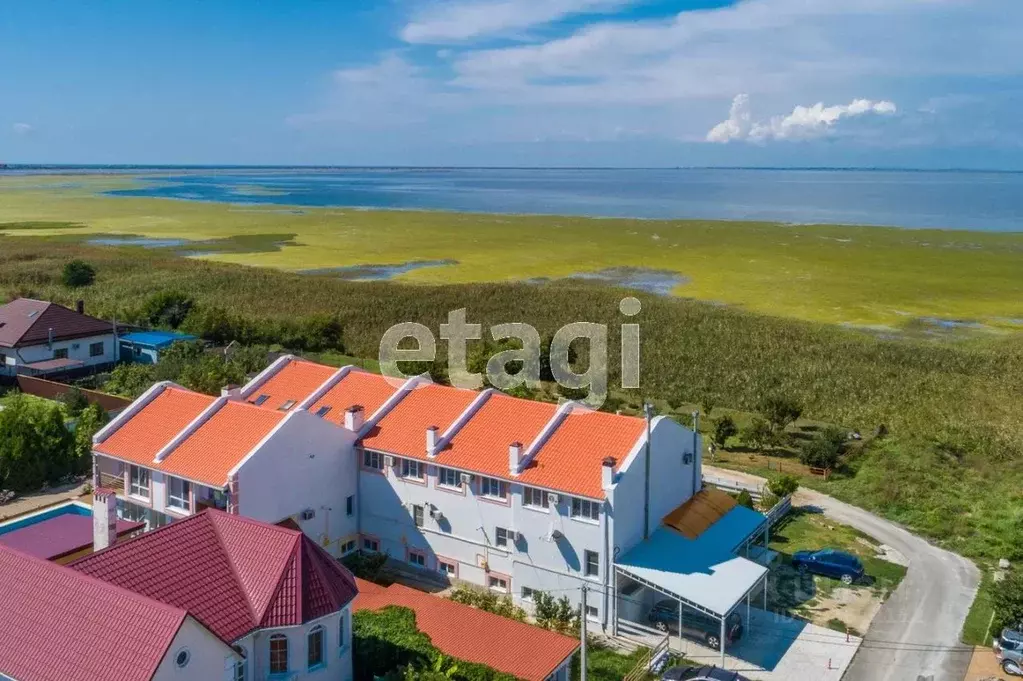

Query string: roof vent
[426,426,439,455]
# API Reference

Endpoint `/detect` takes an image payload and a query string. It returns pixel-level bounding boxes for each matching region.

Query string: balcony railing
[97,472,125,494]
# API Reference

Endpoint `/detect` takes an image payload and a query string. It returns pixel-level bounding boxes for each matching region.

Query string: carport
[614,500,770,667]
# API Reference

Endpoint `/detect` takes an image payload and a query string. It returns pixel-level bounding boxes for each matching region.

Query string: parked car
[662,665,752,681]
[994,627,1023,676]
[647,600,743,650]
[791,549,865,584]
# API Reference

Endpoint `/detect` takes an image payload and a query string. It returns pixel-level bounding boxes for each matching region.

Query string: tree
[0,395,75,491]
[735,489,755,509]
[760,395,803,432]
[713,415,738,447]
[177,353,247,395]
[768,473,800,498]
[57,386,90,417]
[73,403,108,474]
[61,260,96,287]
[104,363,156,399]
[140,290,195,329]
[798,427,846,469]
[740,417,776,451]
[701,395,717,418]
[993,569,1023,633]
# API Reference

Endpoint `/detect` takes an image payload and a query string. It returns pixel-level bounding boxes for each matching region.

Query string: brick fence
[15,375,131,413]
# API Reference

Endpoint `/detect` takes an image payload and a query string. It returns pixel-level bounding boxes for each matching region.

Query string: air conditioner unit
[300,508,315,520]
[548,493,560,505]
[384,455,396,467]
[460,473,474,485]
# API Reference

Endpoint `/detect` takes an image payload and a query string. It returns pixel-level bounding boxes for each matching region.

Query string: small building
[118,330,197,364]
[0,298,119,379]
[0,500,142,564]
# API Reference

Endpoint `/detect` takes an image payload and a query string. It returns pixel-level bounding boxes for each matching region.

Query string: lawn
[5,174,1023,330]
[961,569,997,646]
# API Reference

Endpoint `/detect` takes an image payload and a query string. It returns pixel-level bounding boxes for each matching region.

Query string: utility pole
[643,403,653,540]
[580,584,588,681]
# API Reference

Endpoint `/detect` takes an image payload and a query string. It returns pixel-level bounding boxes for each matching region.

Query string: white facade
[0,332,117,376]
[151,616,240,681]
[232,606,353,681]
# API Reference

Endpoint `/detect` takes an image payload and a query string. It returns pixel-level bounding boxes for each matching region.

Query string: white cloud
[12,123,33,135]
[401,0,635,44]
[707,95,898,143]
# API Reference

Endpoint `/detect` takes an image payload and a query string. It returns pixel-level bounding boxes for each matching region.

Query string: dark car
[662,665,752,681]
[994,627,1023,676]
[791,549,865,584]
[647,600,743,650]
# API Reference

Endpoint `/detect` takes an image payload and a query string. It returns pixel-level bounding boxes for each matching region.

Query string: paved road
[704,466,981,681]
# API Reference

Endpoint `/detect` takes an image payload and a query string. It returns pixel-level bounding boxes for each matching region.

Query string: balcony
[97,472,125,495]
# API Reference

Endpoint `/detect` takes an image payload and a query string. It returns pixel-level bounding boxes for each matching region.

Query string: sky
[1,0,1021,168]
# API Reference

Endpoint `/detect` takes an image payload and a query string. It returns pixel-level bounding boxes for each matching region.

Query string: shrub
[0,395,75,491]
[57,386,90,416]
[768,473,800,498]
[993,569,1023,633]
[448,584,527,622]
[61,259,95,287]
[341,551,389,581]
[103,363,157,399]
[735,490,755,509]
[799,427,847,469]
[533,590,578,633]
[713,415,738,447]
[140,290,195,329]
[73,403,108,473]
[740,417,775,451]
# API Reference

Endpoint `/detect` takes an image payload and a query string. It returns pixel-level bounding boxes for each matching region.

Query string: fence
[702,474,764,500]
[15,375,131,413]
[765,494,793,527]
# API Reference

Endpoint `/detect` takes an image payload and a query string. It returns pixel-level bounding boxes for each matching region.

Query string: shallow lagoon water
[300,259,459,281]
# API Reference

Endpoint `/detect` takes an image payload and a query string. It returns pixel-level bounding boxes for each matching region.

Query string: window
[307,626,325,670]
[586,605,599,619]
[341,539,357,555]
[523,487,549,509]
[269,634,288,675]
[495,527,509,548]
[339,613,348,652]
[521,586,536,601]
[129,465,150,499]
[437,467,462,489]
[174,648,190,668]
[363,450,383,470]
[438,559,457,576]
[279,399,297,411]
[346,495,354,517]
[232,646,247,681]
[409,549,426,567]
[571,498,600,522]
[89,342,104,357]
[412,504,424,527]
[584,550,599,577]
[488,575,509,593]
[316,405,332,418]
[53,347,69,360]
[480,476,507,500]
[252,394,270,406]
[401,459,424,480]
[362,537,379,552]
[0,352,6,366]
[166,477,190,512]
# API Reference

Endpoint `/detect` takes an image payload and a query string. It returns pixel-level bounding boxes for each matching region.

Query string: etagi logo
[378,297,643,409]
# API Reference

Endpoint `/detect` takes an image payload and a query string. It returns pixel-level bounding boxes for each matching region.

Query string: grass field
[4,174,1023,329]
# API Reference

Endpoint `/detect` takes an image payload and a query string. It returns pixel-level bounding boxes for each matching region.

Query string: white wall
[237,411,359,557]
[239,607,352,681]
[5,332,117,373]
[151,616,239,681]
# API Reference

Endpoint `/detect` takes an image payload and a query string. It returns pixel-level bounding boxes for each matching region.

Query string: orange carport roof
[160,401,286,487]
[247,359,336,411]
[308,370,401,425]
[360,383,478,459]
[95,387,215,466]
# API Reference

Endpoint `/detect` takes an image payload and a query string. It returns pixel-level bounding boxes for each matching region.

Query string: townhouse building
[91,355,704,632]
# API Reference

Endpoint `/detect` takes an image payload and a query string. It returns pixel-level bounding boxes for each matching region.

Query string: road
[704,465,981,681]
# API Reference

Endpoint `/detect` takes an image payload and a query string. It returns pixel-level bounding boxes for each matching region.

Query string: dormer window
[279,399,297,411]
[252,394,270,406]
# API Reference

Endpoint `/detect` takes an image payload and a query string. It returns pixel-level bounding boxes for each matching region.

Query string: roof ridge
[205,511,264,628]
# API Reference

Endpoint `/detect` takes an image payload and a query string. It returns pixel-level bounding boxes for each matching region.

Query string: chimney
[426,426,439,455]
[508,441,523,476]
[47,327,54,348]
[601,456,616,489]
[220,384,241,399]
[93,489,117,551]
[344,405,365,432]
[76,299,85,315]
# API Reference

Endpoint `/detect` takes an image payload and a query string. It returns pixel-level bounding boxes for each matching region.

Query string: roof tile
[247,359,336,411]
[94,387,215,466]
[361,383,478,459]
[308,370,402,424]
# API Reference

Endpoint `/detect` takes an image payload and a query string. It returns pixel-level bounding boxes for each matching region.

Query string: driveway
[704,466,980,681]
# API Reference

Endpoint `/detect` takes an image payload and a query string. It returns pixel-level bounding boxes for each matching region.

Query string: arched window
[269,634,288,675]
[232,645,247,681]
[308,625,326,670]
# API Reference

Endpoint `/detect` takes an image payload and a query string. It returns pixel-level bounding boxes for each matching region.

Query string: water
[94,168,1023,231]
[300,259,458,280]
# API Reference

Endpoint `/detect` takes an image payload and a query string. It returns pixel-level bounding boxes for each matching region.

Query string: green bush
[768,473,800,498]
[713,415,738,447]
[73,403,108,473]
[735,490,755,509]
[61,259,95,287]
[533,590,578,633]
[993,569,1023,633]
[341,551,389,581]
[103,363,157,399]
[139,290,195,329]
[740,417,775,450]
[448,584,527,622]
[799,426,847,469]
[0,395,76,491]
[759,394,803,432]
[57,386,90,416]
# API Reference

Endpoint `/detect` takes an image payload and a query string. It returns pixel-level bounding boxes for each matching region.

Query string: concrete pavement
[704,465,980,681]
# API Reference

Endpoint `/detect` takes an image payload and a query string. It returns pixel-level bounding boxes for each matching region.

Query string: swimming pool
[0,501,92,535]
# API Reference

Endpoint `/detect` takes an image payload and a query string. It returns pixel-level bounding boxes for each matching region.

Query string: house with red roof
[91,354,740,639]
[0,298,119,378]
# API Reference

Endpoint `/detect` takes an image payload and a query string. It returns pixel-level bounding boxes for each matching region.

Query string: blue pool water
[0,501,90,535]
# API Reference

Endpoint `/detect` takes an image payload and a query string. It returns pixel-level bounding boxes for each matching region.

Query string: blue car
[791,549,864,584]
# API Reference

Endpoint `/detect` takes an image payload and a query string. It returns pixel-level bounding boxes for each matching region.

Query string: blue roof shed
[119,331,197,349]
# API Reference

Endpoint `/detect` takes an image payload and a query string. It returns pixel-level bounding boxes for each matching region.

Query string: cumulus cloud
[12,123,33,135]
[707,95,897,143]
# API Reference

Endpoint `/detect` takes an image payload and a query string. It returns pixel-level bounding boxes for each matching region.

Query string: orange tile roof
[308,370,401,425]
[354,581,578,681]
[520,409,646,499]
[247,359,336,411]
[440,394,558,479]
[360,383,478,459]
[95,387,215,465]
[159,401,286,486]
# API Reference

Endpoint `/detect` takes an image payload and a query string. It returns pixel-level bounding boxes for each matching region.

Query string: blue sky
[1,0,1021,168]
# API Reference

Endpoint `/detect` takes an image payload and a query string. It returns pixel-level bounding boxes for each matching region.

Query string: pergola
[613,504,770,667]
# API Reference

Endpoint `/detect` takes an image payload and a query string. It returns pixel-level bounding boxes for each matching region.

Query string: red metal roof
[0,298,114,348]
[0,512,143,561]
[70,510,358,643]
[354,580,578,681]
[247,359,336,411]
[0,543,187,681]
[361,382,479,459]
